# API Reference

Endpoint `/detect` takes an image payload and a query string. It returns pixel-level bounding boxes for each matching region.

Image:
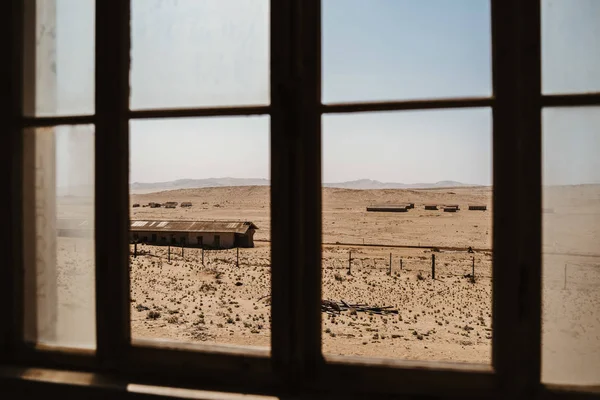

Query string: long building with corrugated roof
[129,220,258,249]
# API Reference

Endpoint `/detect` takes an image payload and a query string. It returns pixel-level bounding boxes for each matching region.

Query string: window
[2,1,600,399]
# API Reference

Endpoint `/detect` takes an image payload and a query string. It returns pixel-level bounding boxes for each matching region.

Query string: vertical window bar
[293,0,323,384]
[0,0,25,362]
[95,0,131,367]
[270,0,295,385]
[491,0,542,396]
[515,0,543,391]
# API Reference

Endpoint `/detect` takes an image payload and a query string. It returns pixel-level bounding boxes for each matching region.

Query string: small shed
[443,206,458,213]
[424,204,438,210]
[366,205,408,212]
[468,205,487,211]
[129,220,258,249]
[181,202,192,208]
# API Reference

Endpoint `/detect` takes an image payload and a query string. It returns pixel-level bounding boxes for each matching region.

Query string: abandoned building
[130,220,258,249]
[366,205,408,212]
[468,204,488,211]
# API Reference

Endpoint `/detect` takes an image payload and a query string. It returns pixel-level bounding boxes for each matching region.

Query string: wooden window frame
[1,0,600,399]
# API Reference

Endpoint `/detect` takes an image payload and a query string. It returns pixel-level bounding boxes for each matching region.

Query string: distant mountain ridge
[130,177,476,194]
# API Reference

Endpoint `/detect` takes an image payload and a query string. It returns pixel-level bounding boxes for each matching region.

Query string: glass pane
[130,0,270,109]
[542,107,600,385]
[23,0,95,116]
[129,117,271,349]
[542,0,600,94]
[321,109,492,363]
[322,0,491,104]
[23,125,96,349]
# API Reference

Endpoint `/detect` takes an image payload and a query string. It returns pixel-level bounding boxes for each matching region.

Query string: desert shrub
[147,310,161,320]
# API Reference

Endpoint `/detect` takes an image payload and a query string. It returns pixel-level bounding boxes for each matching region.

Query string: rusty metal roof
[130,220,258,234]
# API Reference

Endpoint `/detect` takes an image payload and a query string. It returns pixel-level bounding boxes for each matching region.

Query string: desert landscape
[51,184,599,385]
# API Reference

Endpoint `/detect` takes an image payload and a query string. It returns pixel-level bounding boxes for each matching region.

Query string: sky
[48,0,600,187]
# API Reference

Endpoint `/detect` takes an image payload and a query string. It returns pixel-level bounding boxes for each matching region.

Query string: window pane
[129,117,271,349]
[542,107,600,385]
[542,0,600,94]
[23,125,96,349]
[322,0,491,104]
[23,0,95,116]
[130,0,270,110]
[322,109,492,363]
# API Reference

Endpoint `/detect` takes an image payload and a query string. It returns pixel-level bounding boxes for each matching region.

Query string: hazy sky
[53,0,600,186]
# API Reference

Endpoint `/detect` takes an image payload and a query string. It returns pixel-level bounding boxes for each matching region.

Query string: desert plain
[52,184,599,385]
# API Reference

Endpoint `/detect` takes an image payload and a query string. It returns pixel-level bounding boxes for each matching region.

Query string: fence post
[472,256,475,280]
[134,242,137,258]
[400,258,403,270]
[389,253,392,275]
[181,245,184,258]
[432,254,435,280]
[237,247,240,268]
[168,245,171,262]
[348,250,352,275]
[202,248,204,265]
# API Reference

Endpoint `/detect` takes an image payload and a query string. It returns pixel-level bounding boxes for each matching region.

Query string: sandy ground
[49,185,599,385]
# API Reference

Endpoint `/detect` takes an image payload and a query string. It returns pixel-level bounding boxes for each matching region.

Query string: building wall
[130,231,236,249]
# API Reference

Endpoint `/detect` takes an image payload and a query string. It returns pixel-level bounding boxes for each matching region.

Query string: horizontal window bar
[322,97,494,114]
[22,115,95,128]
[13,343,97,370]
[124,340,274,394]
[542,93,600,108]
[129,105,271,120]
[319,355,495,397]
[541,384,600,399]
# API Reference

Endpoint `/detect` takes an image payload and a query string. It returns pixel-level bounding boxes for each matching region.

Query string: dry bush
[147,310,161,320]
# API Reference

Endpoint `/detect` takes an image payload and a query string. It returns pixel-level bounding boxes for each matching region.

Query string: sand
[50,185,599,386]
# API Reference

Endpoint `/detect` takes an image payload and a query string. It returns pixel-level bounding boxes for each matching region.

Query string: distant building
[130,220,258,249]
[181,202,192,208]
[366,205,408,212]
